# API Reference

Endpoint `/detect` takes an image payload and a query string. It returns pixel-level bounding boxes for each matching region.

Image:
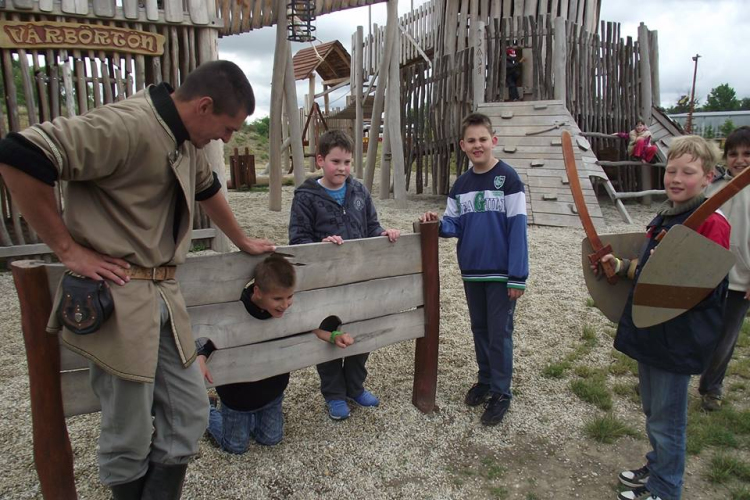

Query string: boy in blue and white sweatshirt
[421,112,529,426]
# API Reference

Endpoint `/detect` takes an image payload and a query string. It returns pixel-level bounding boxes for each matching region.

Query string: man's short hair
[254,254,296,291]
[174,60,255,117]
[460,113,494,139]
[724,126,750,157]
[667,135,721,173]
[317,129,354,157]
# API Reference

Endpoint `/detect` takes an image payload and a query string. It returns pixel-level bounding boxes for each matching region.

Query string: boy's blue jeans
[207,393,284,454]
[463,281,516,398]
[639,362,690,500]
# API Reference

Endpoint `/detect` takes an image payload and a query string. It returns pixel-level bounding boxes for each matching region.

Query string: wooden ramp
[478,101,609,229]
[649,106,684,162]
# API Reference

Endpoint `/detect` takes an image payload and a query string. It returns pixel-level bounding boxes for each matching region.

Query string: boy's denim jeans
[639,362,690,500]
[463,281,516,399]
[207,393,284,454]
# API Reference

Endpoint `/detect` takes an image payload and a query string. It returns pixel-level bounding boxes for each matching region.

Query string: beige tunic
[21,87,215,382]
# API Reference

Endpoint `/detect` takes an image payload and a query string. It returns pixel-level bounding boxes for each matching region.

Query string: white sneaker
[617,486,663,500]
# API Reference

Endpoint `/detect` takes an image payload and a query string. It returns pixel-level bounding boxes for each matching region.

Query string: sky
[218,0,750,119]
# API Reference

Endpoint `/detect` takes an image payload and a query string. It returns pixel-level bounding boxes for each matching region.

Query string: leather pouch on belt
[56,272,114,335]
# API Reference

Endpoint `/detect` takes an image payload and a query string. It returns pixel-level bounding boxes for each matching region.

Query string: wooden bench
[11,222,440,500]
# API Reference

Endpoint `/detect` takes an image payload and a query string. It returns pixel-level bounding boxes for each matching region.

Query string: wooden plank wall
[216,0,388,37]
[0,11,215,252]
[3,0,214,25]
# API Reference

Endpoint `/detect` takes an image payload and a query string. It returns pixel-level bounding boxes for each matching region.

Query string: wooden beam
[354,26,364,179]
[321,76,349,86]
[412,221,439,413]
[284,41,306,187]
[314,77,350,99]
[268,0,287,211]
[11,261,77,499]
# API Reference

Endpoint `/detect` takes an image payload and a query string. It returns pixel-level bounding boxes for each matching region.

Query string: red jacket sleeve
[697,212,731,249]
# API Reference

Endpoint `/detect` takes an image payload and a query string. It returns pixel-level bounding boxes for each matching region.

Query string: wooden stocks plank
[412,220,439,413]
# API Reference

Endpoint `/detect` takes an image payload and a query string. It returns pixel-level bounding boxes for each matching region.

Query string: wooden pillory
[11,221,440,499]
[227,147,256,190]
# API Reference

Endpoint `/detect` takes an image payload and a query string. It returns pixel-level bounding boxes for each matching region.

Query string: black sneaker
[617,485,662,500]
[618,464,649,488]
[480,394,510,426]
[464,383,491,407]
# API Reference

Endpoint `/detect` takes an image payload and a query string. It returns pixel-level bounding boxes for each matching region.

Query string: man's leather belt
[125,265,176,281]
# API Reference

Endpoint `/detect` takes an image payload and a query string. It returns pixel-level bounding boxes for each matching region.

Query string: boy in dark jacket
[420,113,529,426]
[289,130,400,420]
[196,255,353,453]
[595,136,730,500]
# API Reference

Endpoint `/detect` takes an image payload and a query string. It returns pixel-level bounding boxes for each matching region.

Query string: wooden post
[308,75,317,173]
[553,17,567,102]
[379,101,392,200]
[269,0,288,211]
[388,26,407,208]
[11,261,77,500]
[284,42,306,187]
[637,22,653,205]
[649,29,660,108]
[197,27,231,252]
[412,221,439,413]
[364,0,398,192]
[472,20,486,110]
[354,26,364,179]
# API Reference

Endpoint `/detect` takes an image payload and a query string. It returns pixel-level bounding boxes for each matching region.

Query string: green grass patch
[584,413,639,443]
[706,453,750,484]
[586,297,596,307]
[729,357,750,379]
[189,242,208,252]
[542,360,571,379]
[613,382,641,405]
[581,324,598,348]
[734,321,749,349]
[487,486,508,499]
[609,351,638,377]
[686,406,750,454]
[731,486,750,500]
[574,365,607,379]
[570,377,612,410]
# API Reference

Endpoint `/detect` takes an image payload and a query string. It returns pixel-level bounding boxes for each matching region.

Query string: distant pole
[686,54,700,134]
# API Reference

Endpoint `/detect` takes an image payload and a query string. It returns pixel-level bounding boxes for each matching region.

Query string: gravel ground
[0,175,734,499]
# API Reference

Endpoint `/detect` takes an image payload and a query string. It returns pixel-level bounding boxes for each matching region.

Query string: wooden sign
[0,21,165,56]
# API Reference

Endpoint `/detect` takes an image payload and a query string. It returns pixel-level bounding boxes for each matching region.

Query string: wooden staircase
[477,100,620,229]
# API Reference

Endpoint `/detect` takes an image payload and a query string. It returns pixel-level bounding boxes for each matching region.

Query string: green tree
[719,119,736,138]
[667,94,697,114]
[740,97,750,110]
[250,116,270,138]
[702,125,715,139]
[703,83,740,111]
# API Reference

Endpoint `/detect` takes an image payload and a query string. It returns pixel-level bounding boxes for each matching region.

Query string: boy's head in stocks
[664,135,721,204]
[173,60,256,148]
[252,254,296,318]
[316,130,354,191]
[459,113,498,173]
[724,126,750,178]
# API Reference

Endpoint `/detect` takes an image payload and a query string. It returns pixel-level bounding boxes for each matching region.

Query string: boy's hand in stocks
[197,355,213,384]
[314,328,354,348]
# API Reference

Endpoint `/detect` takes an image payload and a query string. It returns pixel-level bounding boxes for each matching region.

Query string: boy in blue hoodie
[421,112,529,426]
[289,130,400,421]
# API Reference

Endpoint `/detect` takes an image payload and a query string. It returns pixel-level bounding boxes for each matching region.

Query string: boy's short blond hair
[254,254,296,291]
[667,135,721,173]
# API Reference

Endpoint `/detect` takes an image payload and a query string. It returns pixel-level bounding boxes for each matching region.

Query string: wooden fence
[0,11,217,256]
[392,14,652,196]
